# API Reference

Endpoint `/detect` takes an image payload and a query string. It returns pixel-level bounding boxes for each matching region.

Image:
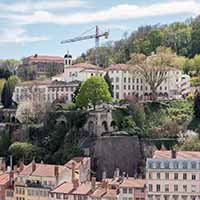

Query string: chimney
[9,171,14,186]
[1,159,6,172]
[171,149,176,159]
[115,168,120,178]
[54,166,59,177]
[32,160,36,172]
[102,170,106,180]
[91,177,96,191]
[71,162,76,182]
[19,161,24,172]
[72,178,79,189]
[34,54,38,58]
[14,165,17,173]
[102,180,108,192]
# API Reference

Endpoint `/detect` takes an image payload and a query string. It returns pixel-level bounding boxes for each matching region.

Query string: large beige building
[146,150,200,200]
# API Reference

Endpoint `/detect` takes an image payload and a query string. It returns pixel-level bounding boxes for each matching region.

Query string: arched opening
[110,121,116,129]
[11,116,16,123]
[102,121,108,132]
[164,92,169,99]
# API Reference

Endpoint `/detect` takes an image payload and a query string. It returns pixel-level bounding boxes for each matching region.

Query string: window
[128,85,131,90]
[173,162,179,169]
[192,174,196,180]
[56,193,61,199]
[64,194,69,200]
[128,78,131,83]
[132,85,135,90]
[128,188,132,194]
[183,185,187,192]
[182,162,188,169]
[157,172,160,179]
[192,185,196,192]
[140,85,143,90]
[156,162,161,168]
[174,173,178,180]
[183,173,187,180]
[165,173,169,180]
[116,92,119,99]
[124,85,126,90]
[174,185,178,192]
[191,162,197,169]
[148,162,153,169]
[136,79,139,83]
[165,184,169,192]
[123,188,127,194]
[149,172,152,179]
[116,77,119,82]
[149,184,153,192]
[116,85,119,90]
[136,85,139,91]
[156,184,160,192]
[164,162,170,169]
[124,77,126,83]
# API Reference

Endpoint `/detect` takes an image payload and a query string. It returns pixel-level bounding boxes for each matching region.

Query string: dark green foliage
[104,72,114,97]
[17,67,36,81]
[1,82,12,108]
[0,68,12,80]
[72,82,81,104]
[194,91,200,118]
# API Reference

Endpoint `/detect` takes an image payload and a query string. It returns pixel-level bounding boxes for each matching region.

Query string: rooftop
[72,183,92,195]
[50,182,74,194]
[20,163,66,177]
[72,63,103,70]
[65,157,90,170]
[107,64,128,71]
[120,178,145,188]
[153,150,200,160]
[0,173,10,185]
[26,55,64,63]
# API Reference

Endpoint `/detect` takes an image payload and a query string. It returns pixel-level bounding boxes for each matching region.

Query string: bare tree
[128,47,178,100]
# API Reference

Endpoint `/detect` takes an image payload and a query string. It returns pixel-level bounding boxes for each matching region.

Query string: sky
[0,0,200,60]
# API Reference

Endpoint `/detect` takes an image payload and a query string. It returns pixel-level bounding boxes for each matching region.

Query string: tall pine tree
[1,82,12,108]
[194,91,200,118]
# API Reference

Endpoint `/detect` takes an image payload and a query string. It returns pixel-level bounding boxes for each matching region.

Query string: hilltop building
[146,150,200,200]
[19,54,64,79]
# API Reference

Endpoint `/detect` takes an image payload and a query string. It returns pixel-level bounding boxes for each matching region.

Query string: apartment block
[146,150,200,200]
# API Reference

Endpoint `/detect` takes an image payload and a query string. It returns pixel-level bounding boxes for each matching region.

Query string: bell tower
[64,51,72,68]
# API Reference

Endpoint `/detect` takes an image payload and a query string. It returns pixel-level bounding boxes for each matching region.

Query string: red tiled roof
[0,173,9,185]
[28,55,64,63]
[72,63,103,70]
[51,182,74,194]
[17,80,52,87]
[153,150,200,160]
[20,163,66,177]
[103,189,118,198]
[72,183,92,195]
[65,157,89,170]
[90,187,106,198]
[107,64,129,71]
[120,178,145,188]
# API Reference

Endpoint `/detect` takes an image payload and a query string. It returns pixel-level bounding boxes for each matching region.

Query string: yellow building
[14,160,72,200]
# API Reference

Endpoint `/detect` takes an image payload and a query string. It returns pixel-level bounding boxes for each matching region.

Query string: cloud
[0,0,88,13]
[1,0,200,25]
[0,27,49,43]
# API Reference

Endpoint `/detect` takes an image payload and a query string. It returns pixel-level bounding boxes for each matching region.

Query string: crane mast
[61,26,109,66]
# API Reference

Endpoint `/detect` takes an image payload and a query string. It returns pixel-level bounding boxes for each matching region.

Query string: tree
[1,59,20,74]
[104,72,114,97]
[128,47,177,100]
[194,91,200,119]
[7,75,20,94]
[0,79,6,98]
[72,82,82,104]
[147,29,163,52]
[76,76,112,109]
[9,142,43,164]
[1,82,12,108]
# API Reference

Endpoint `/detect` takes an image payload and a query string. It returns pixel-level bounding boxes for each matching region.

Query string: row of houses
[0,149,200,200]
[13,53,191,105]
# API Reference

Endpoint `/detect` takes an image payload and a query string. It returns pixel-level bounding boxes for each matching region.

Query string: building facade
[146,150,200,200]
[20,54,64,79]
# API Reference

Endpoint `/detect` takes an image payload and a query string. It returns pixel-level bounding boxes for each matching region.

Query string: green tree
[0,79,6,98]
[76,76,112,109]
[9,142,43,164]
[1,82,12,108]
[104,72,114,97]
[7,75,20,94]
[192,55,200,75]
[194,91,200,119]
[147,29,163,52]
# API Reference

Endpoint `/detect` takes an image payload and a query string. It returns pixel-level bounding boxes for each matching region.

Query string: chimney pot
[32,160,36,172]
[171,149,176,159]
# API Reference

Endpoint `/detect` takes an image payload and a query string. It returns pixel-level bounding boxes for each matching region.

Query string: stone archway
[102,121,108,132]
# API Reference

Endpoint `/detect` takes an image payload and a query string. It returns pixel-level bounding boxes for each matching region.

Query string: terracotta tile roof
[107,64,129,71]
[65,157,90,170]
[72,63,103,70]
[28,55,64,63]
[120,178,145,188]
[50,182,74,194]
[0,173,9,185]
[20,163,66,177]
[153,150,200,160]
[90,187,106,198]
[103,189,118,198]
[72,183,92,195]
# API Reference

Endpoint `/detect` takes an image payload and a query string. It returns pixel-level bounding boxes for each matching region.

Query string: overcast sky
[0,0,200,60]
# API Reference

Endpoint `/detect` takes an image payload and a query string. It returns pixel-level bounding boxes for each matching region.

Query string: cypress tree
[104,72,114,97]
[1,82,12,108]
[194,91,200,118]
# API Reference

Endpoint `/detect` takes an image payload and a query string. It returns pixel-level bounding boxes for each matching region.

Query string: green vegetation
[194,91,200,118]
[76,76,112,109]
